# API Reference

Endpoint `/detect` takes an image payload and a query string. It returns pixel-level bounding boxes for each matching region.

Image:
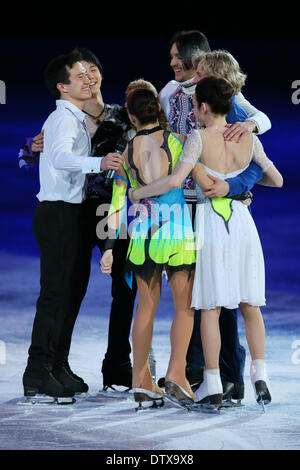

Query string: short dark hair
[72,47,104,77]
[44,51,82,99]
[170,30,211,70]
[195,76,234,115]
[127,88,160,125]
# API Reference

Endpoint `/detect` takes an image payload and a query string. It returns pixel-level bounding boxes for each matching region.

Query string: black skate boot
[250,359,272,412]
[222,380,244,408]
[101,358,132,391]
[157,376,166,388]
[52,360,89,395]
[23,364,75,405]
[254,380,272,412]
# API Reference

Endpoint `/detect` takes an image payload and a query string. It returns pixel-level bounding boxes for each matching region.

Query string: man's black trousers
[27,201,87,370]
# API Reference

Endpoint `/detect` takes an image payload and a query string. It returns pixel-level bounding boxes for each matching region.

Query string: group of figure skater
[19,30,283,410]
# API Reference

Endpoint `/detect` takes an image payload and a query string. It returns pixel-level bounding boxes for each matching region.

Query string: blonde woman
[192,49,271,143]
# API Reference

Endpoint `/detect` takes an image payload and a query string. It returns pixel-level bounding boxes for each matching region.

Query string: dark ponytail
[195,76,234,115]
[126,88,160,125]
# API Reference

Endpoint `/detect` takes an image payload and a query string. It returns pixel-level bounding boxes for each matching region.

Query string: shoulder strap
[127,139,146,186]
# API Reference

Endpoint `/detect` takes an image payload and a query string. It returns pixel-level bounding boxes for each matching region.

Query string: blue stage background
[1,14,300,450]
[1,32,299,315]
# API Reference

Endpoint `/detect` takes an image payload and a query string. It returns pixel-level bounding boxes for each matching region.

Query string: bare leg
[132,273,161,391]
[200,308,222,370]
[165,270,195,400]
[239,303,265,360]
[193,307,223,404]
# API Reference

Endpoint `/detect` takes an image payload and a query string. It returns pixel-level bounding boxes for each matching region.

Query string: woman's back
[124,128,185,188]
[199,127,253,176]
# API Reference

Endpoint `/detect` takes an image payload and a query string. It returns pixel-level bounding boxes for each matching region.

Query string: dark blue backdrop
[1,23,299,302]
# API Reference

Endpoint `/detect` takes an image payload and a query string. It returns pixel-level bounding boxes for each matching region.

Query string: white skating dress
[180,129,273,310]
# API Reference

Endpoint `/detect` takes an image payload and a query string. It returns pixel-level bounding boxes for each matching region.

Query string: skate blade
[256,394,270,413]
[21,395,76,405]
[258,399,266,413]
[221,398,243,409]
[74,392,89,400]
[164,392,194,411]
[191,403,221,414]
[101,386,132,398]
[135,398,165,412]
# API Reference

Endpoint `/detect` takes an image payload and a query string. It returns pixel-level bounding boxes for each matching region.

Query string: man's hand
[242,191,253,206]
[100,250,113,274]
[101,152,124,171]
[202,174,230,198]
[223,120,256,142]
[32,130,44,152]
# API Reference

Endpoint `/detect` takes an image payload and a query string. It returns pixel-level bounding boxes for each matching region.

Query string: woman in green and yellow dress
[100,88,197,409]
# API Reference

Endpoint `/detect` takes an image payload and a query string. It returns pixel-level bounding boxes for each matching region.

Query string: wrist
[100,157,105,171]
[224,181,230,196]
[245,119,258,133]
[129,187,138,203]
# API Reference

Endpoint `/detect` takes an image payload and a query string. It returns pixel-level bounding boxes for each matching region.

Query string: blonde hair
[125,79,158,98]
[125,79,169,130]
[192,50,247,95]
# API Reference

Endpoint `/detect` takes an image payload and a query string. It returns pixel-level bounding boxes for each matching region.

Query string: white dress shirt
[37,100,103,203]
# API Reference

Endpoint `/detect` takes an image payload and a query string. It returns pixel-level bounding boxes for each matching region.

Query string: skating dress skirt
[191,165,266,310]
[126,187,196,284]
[123,130,196,284]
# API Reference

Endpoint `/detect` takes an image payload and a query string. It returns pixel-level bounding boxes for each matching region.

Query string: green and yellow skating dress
[107,127,196,285]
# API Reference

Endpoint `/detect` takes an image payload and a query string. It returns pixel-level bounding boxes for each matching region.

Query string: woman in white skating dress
[190,130,266,311]
[130,77,283,409]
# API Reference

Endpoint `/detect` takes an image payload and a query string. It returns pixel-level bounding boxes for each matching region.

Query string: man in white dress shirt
[23,51,123,402]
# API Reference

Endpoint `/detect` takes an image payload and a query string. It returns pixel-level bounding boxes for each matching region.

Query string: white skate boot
[250,359,272,412]
[193,369,223,412]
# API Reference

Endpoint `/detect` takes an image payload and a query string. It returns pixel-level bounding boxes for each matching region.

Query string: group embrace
[19,31,283,411]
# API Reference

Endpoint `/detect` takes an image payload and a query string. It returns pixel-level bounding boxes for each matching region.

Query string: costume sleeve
[179,129,202,168]
[103,174,128,252]
[158,81,178,120]
[226,161,263,196]
[18,137,40,169]
[251,135,274,172]
[235,92,271,135]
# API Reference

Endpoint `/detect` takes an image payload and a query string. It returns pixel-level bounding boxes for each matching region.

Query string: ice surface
[0,250,300,451]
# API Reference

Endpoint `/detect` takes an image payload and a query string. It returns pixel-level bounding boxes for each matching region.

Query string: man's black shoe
[101,359,132,390]
[52,363,89,394]
[23,368,75,399]
[222,380,245,403]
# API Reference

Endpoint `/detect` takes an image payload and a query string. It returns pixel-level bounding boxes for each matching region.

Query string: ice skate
[221,380,244,408]
[193,369,223,413]
[23,372,76,405]
[101,359,132,393]
[133,382,164,412]
[164,381,195,410]
[157,368,204,393]
[250,360,272,412]
[52,360,89,397]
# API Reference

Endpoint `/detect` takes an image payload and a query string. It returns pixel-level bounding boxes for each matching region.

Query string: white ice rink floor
[0,251,300,451]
